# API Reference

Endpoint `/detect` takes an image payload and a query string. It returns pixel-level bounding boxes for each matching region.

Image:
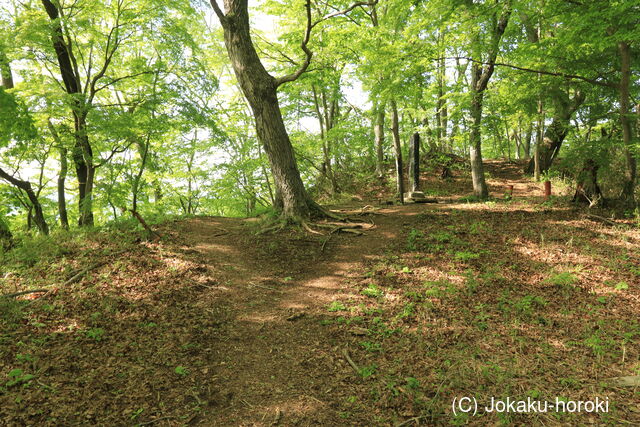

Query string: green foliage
[174,366,189,376]
[5,369,34,388]
[85,328,105,341]
[361,284,383,298]
[327,301,347,312]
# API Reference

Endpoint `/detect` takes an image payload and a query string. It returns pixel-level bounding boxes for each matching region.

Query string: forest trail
[170,202,420,425]
[3,161,640,426]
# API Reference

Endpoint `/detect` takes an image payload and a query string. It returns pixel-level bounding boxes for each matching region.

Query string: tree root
[256,221,286,235]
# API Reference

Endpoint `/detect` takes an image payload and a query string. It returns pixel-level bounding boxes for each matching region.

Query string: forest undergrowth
[1,161,640,426]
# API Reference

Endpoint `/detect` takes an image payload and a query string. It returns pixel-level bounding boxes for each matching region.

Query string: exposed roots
[256,201,376,235]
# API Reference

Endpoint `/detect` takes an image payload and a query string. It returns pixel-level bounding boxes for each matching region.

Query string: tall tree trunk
[0,50,14,89]
[467,3,511,199]
[469,87,489,198]
[374,106,385,178]
[0,215,12,251]
[391,101,404,203]
[212,0,316,219]
[42,0,95,226]
[523,125,532,159]
[525,90,585,175]
[47,120,69,229]
[58,147,69,229]
[619,41,636,202]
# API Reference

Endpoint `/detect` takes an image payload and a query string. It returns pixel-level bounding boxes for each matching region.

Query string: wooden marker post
[544,180,551,200]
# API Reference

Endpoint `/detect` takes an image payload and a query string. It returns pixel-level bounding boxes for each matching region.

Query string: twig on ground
[584,213,619,226]
[3,249,129,300]
[342,348,361,374]
[1,289,49,298]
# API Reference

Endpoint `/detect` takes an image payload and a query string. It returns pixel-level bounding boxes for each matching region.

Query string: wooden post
[408,132,420,192]
[544,180,551,200]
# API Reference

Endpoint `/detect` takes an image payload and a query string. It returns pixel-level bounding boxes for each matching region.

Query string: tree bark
[391,100,404,203]
[618,41,636,202]
[47,120,69,229]
[525,90,585,175]
[211,0,318,220]
[0,49,14,89]
[469,86,489,198]
[41,0,95,226]
[374,105,385,178]
[467,4,511,199]
[0,215,12,251]
[0,168,49,235]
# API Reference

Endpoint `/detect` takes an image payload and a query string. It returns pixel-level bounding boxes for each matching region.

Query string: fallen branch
[122,208,162,240]
[584,213,619,226]
[64,249,129,287]
[0,289,49,298]
[4,249,129,300]
[342,348,361,374]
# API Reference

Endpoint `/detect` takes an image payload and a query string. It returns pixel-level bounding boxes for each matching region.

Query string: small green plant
[424,280,456,298]
[130,408,144,420]
[405,377,420,389]
[174,366,189,376]
[359,364,377,378]
[453,251,480,262]
[469,220,489,235]
[85,327,105,341]
[327,301,347,312]
[615,281,629,291]
[361,284,383,298]
[514,295,547,317]
[6,369,34,388]
[406,228,424,251]
[359,341,382,352]
[430,231,455,243]
[545,272,577,288]
[398,302,416,319]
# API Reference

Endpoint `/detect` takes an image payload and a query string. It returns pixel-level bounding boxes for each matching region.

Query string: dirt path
[172,206,419,425]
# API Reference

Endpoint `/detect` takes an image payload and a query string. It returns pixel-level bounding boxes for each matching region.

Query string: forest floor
[2,161,640,426]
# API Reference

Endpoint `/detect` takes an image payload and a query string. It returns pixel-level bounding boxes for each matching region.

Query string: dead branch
[122,208,162,239]
[1,289,49,298]
[584,213,619,226]
[342,348,361,374]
